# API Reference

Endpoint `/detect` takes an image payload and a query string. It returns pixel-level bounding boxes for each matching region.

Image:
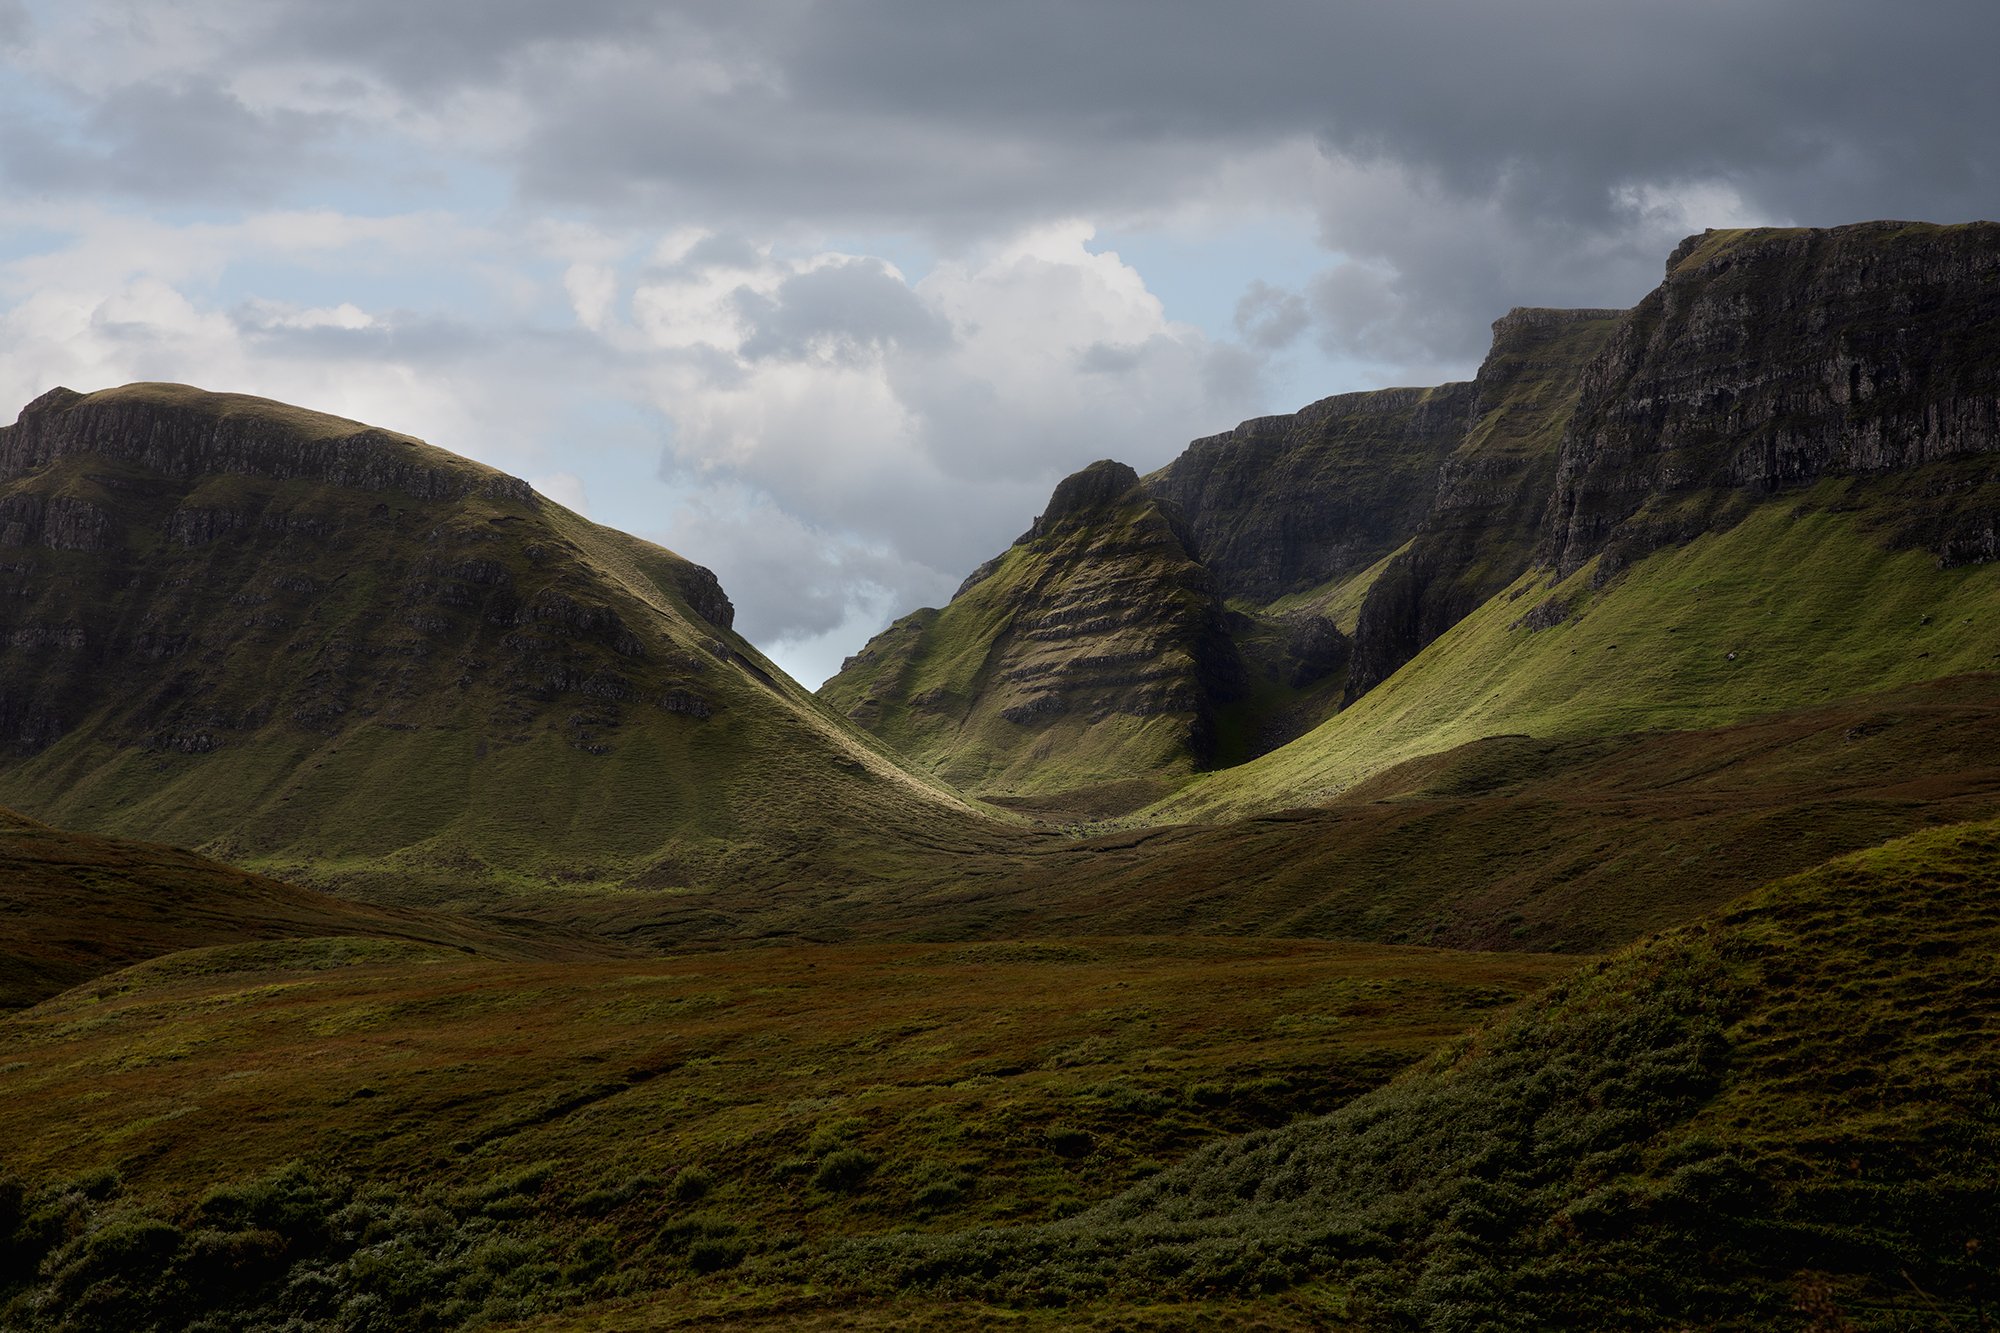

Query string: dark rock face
[0,383,722,758]
[3,384,535,507]
[990,468,1238,747]
[1030,459,1143,537]
[667,562,735,632]
[1544,222,2000,576]
[1146,384,1475,603]
[1345,307,1625,698]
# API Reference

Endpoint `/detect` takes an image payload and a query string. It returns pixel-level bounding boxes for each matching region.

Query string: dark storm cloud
[2,79,338,203]
[13,0,1982,366]
[490,1,2000,230]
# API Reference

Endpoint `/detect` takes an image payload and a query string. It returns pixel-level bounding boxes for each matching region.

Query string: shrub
[811,1150,877,1194]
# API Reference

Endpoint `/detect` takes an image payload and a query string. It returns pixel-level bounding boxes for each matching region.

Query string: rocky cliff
[822,460,1238,799]
[831,219,2000,808]
[0,383,983,908]
[1345,306,1624,696]
[1144,382,1474,603]
[1544,221,2000,577]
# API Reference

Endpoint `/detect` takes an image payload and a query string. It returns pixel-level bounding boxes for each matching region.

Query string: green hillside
[0,383,997,915]
[821,460,1235,799]
[1152,473,2000,824]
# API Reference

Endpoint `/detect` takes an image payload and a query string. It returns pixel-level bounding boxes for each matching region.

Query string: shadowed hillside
[0,383,1005,913]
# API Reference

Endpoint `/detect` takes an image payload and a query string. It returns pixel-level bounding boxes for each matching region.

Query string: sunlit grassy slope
[0,934,1572,1330]
[1152,479,2000,823]
[798,815,2000,1330]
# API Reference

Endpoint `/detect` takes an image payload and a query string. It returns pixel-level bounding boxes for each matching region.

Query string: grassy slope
[0,385,995,912]
[793,815,2000,1330]
[776,673,2000,954]
[0,807,605,1010]
[0,935,1573,1329]
[1153,482,2000,824]
[819,486,1217,798]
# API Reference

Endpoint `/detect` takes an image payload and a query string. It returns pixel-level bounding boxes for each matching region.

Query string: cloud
[1234,280,1308,351]
[0,78,340,203]
[735,258,952,364]
[620,223,1267,645]
[4,0,1998,680]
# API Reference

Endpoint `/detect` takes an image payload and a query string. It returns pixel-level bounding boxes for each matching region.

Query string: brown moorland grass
[515,674,2000,958]
[0,807,614,1010]
[0,936,1576,1264]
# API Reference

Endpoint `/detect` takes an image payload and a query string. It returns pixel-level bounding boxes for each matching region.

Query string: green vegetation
[8,228,2000,1329]
[789,816,2000,1329]
[0,385,996,917]
[1157,485,2000,823]
[0,931,1572,1329]
[820,463,1227,797]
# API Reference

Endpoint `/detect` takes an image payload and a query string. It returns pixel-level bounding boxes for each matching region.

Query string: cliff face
[1345,307,1625,696]
[1144,383,1474,603]
[0,383,978,904]
[1545,222,2000,576]
[822,460,1237,798]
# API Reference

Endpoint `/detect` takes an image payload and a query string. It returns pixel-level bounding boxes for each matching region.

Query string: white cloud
[529,471,590,515]
[610,221,1267,659]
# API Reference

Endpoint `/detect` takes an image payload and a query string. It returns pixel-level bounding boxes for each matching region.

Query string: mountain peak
[1027,458,1141,539]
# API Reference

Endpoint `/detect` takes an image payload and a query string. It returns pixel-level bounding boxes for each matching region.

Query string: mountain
[820,307,1624,801]
[3,222,1999,1333]
[819,459,1238,802]
[0,383,992,914]
[825,222,2000,827]
[1162,221,2000,823]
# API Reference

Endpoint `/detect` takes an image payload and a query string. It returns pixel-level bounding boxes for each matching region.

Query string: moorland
[2,220,1998,1329]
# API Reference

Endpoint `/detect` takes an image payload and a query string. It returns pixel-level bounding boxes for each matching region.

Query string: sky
[2,2,1995,686]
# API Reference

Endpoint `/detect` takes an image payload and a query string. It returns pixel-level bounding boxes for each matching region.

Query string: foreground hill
[802,814,2000,1329]
[0,929,1573,1330]
[0,383,997,910]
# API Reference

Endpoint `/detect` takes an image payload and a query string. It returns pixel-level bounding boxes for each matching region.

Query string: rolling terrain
[0,806,608,1011]
[3,219,1998,1331]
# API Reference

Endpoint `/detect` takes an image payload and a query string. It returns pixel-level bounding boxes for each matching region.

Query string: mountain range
[2,219,1997,1330]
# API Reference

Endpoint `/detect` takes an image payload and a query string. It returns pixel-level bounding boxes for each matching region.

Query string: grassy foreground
[781,816,2000,1329]
[0,934,1572,1330]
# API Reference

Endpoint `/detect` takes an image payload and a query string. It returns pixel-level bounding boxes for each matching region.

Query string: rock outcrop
[823,460,1238,795]
[1145,383,1474,602]
[1345,307,1624,697]
[1544,221,2000,576]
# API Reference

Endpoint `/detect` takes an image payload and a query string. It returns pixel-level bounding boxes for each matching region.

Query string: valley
[3,220,1999,1329]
